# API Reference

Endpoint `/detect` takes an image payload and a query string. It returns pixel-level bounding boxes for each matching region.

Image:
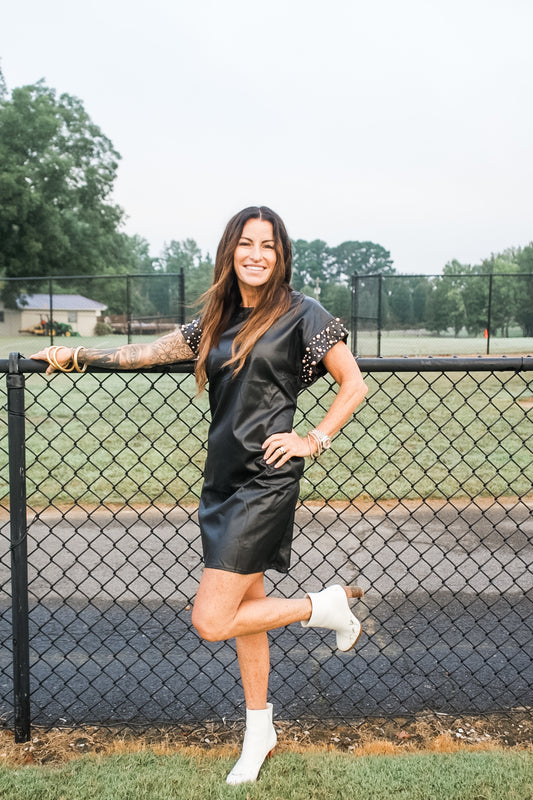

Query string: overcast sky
[2,0,532,273]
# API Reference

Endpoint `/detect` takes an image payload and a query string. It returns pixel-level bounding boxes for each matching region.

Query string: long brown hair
[195,206,292,392]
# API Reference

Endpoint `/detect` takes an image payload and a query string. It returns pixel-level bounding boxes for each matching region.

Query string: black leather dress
[182,291,348,574]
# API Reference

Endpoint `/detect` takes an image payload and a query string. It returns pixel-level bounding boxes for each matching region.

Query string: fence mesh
[1,361,532,730]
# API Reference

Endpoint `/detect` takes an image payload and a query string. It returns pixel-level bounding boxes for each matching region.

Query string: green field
[0,334,532,507]
[1,750,532,800]
[2,329,532,360]
[356,329,533,357]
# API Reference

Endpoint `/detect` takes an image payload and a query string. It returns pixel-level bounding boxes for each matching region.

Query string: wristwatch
[310,428,332,450]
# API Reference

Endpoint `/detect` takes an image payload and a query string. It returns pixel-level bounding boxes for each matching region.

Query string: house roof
[16,294,107,312]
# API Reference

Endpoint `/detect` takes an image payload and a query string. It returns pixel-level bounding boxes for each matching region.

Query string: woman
[31,206,368,785]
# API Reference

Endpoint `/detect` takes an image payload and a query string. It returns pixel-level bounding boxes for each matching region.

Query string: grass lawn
[356,329,533,358]
[1,749,532,800]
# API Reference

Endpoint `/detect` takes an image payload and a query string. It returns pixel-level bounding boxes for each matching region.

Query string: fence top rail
[0,272,185,283]
[356,355,533,372]
[1,355,532,375]
[355,271,533,279]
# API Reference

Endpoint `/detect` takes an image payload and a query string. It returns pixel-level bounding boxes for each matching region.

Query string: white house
[0,294,108,338]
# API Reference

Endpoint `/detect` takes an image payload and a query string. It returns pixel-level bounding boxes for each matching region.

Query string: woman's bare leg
[191,568,312,642]
[235,575,270,709]
[192,568,363,786]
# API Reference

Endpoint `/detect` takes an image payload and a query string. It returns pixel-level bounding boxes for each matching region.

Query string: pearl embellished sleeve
[301,316,349,386]
[180,318,202,356]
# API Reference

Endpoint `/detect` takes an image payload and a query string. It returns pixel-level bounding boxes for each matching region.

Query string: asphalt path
[1,499,532,725]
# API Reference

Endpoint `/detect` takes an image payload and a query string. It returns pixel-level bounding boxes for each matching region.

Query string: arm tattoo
[79,329,195,370]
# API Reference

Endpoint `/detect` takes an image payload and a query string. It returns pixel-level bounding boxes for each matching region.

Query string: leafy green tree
[330,241,394,282]
[384,277,413,327]
[380,275,433,330]
[477,251,520,336]
[162,238,213,317]
[291,239,334,289]
[425,272,466,335]
[412,278,431,327]
[0,62,7,100]
[320,283,351,321]
[439,261,481,335]
[47,233,155,316]
[0,80,123,304]
[515,245,533,336]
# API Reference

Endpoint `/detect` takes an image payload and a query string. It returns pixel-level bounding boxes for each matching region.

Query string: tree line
[1,70,531,335]
[355,249,533,337]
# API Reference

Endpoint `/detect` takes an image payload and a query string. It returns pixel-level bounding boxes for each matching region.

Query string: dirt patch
[1,711,531,766]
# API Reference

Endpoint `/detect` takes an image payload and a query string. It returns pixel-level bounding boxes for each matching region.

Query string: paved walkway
[1,499,532,725]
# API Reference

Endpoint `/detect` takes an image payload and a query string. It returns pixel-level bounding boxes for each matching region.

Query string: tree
[385,277,414,327]
[330,241,394,282]
[425,273,466,335]
[319,282,352,321]
[0,80,124,304]
[162,238,213,316]
[476,251,519,336]
[291,239,334,289]
[515,245,533,336]
[411,277,432,327]
[0,62,7,100]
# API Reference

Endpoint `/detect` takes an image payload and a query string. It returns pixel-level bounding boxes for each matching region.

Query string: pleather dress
[182,291,348,575]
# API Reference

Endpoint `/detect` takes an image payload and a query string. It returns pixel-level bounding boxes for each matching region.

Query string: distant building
[0,294,107,337]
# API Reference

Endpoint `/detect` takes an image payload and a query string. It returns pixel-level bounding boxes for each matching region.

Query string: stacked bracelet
[72,347,87,373]
[307,428,332,459]
[46,346,86,373]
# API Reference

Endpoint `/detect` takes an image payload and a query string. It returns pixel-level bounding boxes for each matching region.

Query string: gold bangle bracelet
[72,346,87,373]
[46,346,75,373]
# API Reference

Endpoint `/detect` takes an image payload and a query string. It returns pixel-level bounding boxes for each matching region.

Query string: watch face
[323,439,331,449]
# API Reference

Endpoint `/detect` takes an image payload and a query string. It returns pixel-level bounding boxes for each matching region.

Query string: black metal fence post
[351,273,358,355]
[48,278,54,346]
[179,269,185,325]
[126,275,132,344]
[377,273,383,357]
[7,352,31,743]
[486,273,493,355]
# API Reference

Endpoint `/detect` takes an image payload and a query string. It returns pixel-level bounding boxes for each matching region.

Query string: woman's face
[233,218,277,306]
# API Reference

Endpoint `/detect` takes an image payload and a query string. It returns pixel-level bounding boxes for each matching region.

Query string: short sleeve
[180,318,202,356]
[299,297,349,386]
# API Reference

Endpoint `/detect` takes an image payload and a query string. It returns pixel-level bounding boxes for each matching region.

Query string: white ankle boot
[301,584,362,651]
[226,703,277,785]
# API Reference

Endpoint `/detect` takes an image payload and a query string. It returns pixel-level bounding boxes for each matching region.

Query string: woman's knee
[192,568,264,641]
[191,603,228,642]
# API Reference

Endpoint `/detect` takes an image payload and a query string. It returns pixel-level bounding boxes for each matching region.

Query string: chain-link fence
[1,355,532,741]
[352,273,533,357]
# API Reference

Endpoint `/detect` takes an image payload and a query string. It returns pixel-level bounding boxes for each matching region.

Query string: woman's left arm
[263,341,368,466]
[310,340,368,437]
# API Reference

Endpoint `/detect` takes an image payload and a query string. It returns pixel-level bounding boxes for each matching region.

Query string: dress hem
[203,561,290,576]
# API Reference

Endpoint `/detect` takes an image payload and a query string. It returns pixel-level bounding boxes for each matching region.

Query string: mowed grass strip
[0,361,530,506]
[1,749,533,800]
